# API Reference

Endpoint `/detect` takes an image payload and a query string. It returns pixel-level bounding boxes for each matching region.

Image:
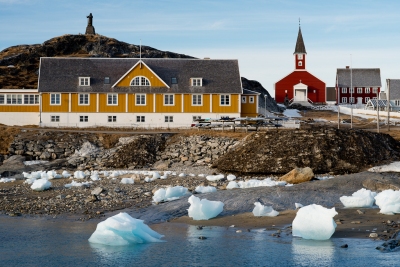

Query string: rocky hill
[0,34,280,112]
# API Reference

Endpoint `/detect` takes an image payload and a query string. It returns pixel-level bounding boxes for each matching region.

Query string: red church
[275,26,326,105]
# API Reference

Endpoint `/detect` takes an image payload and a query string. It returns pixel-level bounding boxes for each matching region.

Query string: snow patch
[120,178,134,184]
[206,174,224,181]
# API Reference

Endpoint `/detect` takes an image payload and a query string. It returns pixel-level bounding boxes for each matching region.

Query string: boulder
[362,178,400,191]
[279,167,314,184]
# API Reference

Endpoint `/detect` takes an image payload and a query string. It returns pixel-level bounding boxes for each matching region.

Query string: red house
[275,26,326,105]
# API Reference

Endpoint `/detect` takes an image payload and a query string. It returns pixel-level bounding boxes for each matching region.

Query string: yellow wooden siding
[71,94,97,112]
[240,96,258,117]
[42,93,69,112]
[128,94,154,112]
[155,94,182,113]
[116,64,167,87]
[183,94,210,113]
[211,94,239,113]
[0,105,39,112]
[99,94,126,112]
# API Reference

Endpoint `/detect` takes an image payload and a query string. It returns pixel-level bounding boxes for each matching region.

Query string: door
[294,89,306,101]
[357,97,363,104]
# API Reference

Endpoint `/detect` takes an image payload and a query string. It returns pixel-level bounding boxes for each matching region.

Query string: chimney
[346,66,349,69]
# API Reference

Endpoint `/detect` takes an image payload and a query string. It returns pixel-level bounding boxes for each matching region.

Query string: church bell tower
[294,21,306,70]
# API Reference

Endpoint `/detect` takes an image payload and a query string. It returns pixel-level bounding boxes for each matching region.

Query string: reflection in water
[292,238,334,266]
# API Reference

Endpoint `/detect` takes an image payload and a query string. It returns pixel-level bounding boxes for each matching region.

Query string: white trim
[96,94,99,112]
[210,94,213,112]
[130,76,151,86]
[107,93,118,106]
[79,77,90,86]
[181,94,184,112]
[112,60,170,88]
[153,93,156,112]
[220,94,231,106]
[192,94,203,106]
[78,93,90,106]
[125,93,128,112]
[191,78,203,86]
[163,94,175,106]
[69,93,71,112]
[50,93,61,105]
[135,94,146,106]
[0,89,38,93]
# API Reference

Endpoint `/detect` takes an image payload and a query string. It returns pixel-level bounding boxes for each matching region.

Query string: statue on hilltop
[85,13,96,35]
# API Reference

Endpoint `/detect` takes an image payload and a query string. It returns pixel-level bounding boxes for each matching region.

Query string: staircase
[289,100,314,108]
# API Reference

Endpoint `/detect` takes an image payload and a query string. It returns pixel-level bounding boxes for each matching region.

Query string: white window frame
[164,116,173,122]
[136,116,145,122]
[135,94,146,105]
[107,94,118,105]
[6,94,22,105]
[341,97,347,103]
[79,115,88,122]
[50,93,61,105]
[79,94,90,105]
[130,76,151,86]
[341,87,347,93]
[164,94,174,106]
[79,77,90,86]
[365,87,371,93]
[50,115,60,122]
[24,95,39,104]
[372,87,378,94]
[249,96,255,103]
[192,94,202,106]
[298,54,303,60]
[395,100,400,106]
[357,87,363,94]
[349,87,354,94]
[349,97,355,104]
[241,96,246,103]
[365,97,370,103]
[0,94,4,104]
[191,78,202,86]
[220,94,230,106]
[107,116,117,122]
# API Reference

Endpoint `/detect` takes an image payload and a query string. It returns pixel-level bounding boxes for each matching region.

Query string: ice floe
[292,204,337,240]
[152,186,189,202]
[237,178,286,188]
[187,195,224,220]
[195,186,217,194]
[227,174,236,181]
[252,202,279,217]
[226,181,240,189]
[374,189,400,215]
[88,212,164,246]
[340,188,377,208]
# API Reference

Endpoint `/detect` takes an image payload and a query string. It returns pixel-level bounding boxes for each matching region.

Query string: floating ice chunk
[292,204,337,240]
[195,186,217,194]
[62,170,71,178]
[152,186,188,202]
[226,181,239,189]
[178,173,186,177]
[206,174,224,181]
[295,203,304,209]
[340,188,377,208]
[0,178,15,183]
[227,174,236,181]
[187,195,224,220]
[88,212,164,246]
[31,179,51,191]
[121,178,134,184]
[374,189,400,215]
[74,171,86,179]
[252,202,279,217]
[65,181,91,188]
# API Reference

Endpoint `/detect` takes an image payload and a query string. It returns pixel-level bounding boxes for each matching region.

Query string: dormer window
[104,77,110,84]
[130,76,150,86]
[171,77,177,84]
[79,77,90,86]
[191,78,202,86]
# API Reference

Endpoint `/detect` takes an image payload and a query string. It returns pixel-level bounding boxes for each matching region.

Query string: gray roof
[336,68,381,88]
[294,27,306,54]
[387,79,400,99]
[242,89,260,95]
[38,58,242,94]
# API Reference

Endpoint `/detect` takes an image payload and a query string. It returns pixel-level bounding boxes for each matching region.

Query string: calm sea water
[0,215,398,267]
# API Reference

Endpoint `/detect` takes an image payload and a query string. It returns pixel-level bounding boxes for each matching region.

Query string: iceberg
[152,186,188,202]
[195,186,217,194]
[252,202,279,217]
[187,195,224,220]
[31,179,51,191]
[88,212,164,246]
[340,188,377,208]
[374,189,400,215]
[292,204,337,240]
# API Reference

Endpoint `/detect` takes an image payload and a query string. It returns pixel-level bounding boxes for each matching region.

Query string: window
[107,94,118,105]
[24,95,39,104]
[79,94,89,105]
[220,95,230,106]
[341,97,347,103]
[136,116,145,122]
[171,78,177,84]
[7,94,22,104]
[192,94,202,106]
[395,100,400,106]
[108,116,116,122]
[135,94,146,105]
[79,116,88,122]
[164,116,173,122]
[365,97,370,103]
[241,96,246,103]
[164,94,174,105]
[349,87,354,94]
[249,96,255,103]
[130,76,150,86]
[50,94,60,105]
[298,54,303,60]
[357,87,363,94]
[372,87,378,94]
[0,94,4,104]
[365,87,371,93]
[349,97,355,103]
[193,116,201,121]
[191,78,202,86]
[373,97,377,100]
[341,87,347,93]
[79,77,90,86]
[298,61,302,66]
[104,77,110,84]
[51,116,60,122]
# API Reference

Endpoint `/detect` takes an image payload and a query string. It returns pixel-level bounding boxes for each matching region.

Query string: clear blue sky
[1,0,400,94]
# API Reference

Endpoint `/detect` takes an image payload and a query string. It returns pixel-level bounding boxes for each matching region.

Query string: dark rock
[340,244,348,248]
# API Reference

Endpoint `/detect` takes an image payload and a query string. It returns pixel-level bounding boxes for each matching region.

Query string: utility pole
[387,79,390,131]
[350,55,353,129]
